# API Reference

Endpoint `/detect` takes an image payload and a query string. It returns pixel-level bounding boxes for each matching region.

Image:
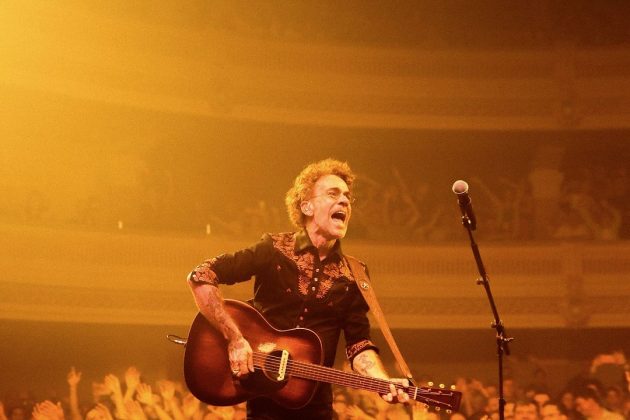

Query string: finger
[389,383,396,396]
[397,388,409,403]
[238,358,249,376]
[229,360,241,377]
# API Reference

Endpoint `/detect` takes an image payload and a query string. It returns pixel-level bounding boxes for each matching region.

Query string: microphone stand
[459,214,514,420]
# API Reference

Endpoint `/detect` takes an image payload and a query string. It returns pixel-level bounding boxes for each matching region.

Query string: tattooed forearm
[354,352,375,372]
[187,267,253,375]
[204,285,242,341]
[352,350,389,379]
[187,272,242,342]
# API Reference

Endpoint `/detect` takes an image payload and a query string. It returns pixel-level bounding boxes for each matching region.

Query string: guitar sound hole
[237,350,289,395]
[261,349,289,382]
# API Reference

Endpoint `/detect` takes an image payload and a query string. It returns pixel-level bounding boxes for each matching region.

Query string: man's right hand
[228,336,254,377]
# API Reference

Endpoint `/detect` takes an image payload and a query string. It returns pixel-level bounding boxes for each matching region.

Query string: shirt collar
[294,229,344,259]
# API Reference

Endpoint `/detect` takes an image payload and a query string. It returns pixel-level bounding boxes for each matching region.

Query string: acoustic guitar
[184,299,461,412]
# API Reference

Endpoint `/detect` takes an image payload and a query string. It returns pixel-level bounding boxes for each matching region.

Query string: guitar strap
[345,255,414,383]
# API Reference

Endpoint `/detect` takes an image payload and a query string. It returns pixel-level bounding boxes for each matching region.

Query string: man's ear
[301,201,313,216]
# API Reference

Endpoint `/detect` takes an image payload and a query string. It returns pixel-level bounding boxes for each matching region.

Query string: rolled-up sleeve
[188,234,275,286]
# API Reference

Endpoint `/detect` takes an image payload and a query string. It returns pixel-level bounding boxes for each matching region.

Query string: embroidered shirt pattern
[270,232,350,299]
[189,258,219,286]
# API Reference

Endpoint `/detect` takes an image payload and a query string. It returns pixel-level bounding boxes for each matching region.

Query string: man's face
[541,404,566,420]
[534,393,550,408]
[514,403,539,420]
[606,388,622,408]
[306,174,352,240]
[486,397,500,414]
[574,397,595,416]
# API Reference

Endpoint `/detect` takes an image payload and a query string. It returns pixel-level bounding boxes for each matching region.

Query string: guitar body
[184,299,462,412]
[184,299,323,409]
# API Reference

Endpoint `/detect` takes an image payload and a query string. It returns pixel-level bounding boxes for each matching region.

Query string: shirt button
[311,286,316,291]
[315,268,320,273]
[314,278,319,282]
[299,316,304,321]
[303,308,308,313]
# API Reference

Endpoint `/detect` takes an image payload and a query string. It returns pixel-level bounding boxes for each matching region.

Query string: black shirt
[200,230,377,419]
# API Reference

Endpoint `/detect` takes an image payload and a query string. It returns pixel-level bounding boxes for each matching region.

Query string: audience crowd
[2,351,628,420]
[3,152,630,245]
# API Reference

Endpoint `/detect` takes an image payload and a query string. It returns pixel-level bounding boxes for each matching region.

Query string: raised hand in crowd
[136,383,172,420]
[67,366,82,387]
[66,367,82,420]
[85,403,114,420]
[104,374,126,419]
[32,401,65,420]
[124,401,147,420]
[135,383,154,406]
[124,367,141,402]
[104,374,124,399]
[180,393,202,420]
[157,380,184,420]
[92,381,111,403]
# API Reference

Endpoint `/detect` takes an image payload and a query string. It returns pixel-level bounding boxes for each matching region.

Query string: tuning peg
[450,385,457,390]
[439,383,445,389]
[446,410,452,414]
[427,381,434,387]
[435,407,441,412]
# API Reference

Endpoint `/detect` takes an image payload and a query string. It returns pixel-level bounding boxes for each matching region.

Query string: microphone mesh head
[452,180,469,194]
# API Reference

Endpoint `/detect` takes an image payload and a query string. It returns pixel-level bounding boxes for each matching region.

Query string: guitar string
[250,353,395,395]
[248,352,454,408]
[252,352,426,395]
[250,351,444,397]
[250,354,451,408]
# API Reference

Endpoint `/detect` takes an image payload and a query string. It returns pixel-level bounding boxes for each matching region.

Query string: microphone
[452,180,477,230]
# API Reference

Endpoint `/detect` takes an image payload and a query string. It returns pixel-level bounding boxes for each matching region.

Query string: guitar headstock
[413,381,462,412]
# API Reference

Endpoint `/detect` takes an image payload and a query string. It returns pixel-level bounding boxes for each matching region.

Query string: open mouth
[331,211,347,223]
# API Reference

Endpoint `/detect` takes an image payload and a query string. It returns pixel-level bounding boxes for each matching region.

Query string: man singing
[187,159,409,419]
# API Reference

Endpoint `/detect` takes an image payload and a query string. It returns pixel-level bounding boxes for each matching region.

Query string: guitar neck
[253,352,460,410]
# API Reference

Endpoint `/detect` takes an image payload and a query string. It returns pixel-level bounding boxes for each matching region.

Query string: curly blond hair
[285,159,355,228]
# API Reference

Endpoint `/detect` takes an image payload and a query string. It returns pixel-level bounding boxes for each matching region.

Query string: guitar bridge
[277,349,289,381]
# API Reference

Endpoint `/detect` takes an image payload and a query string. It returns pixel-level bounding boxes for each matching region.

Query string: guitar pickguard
[257,342,277,353]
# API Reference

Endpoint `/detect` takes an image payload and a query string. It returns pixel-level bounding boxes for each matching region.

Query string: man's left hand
[381,378,410,403]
